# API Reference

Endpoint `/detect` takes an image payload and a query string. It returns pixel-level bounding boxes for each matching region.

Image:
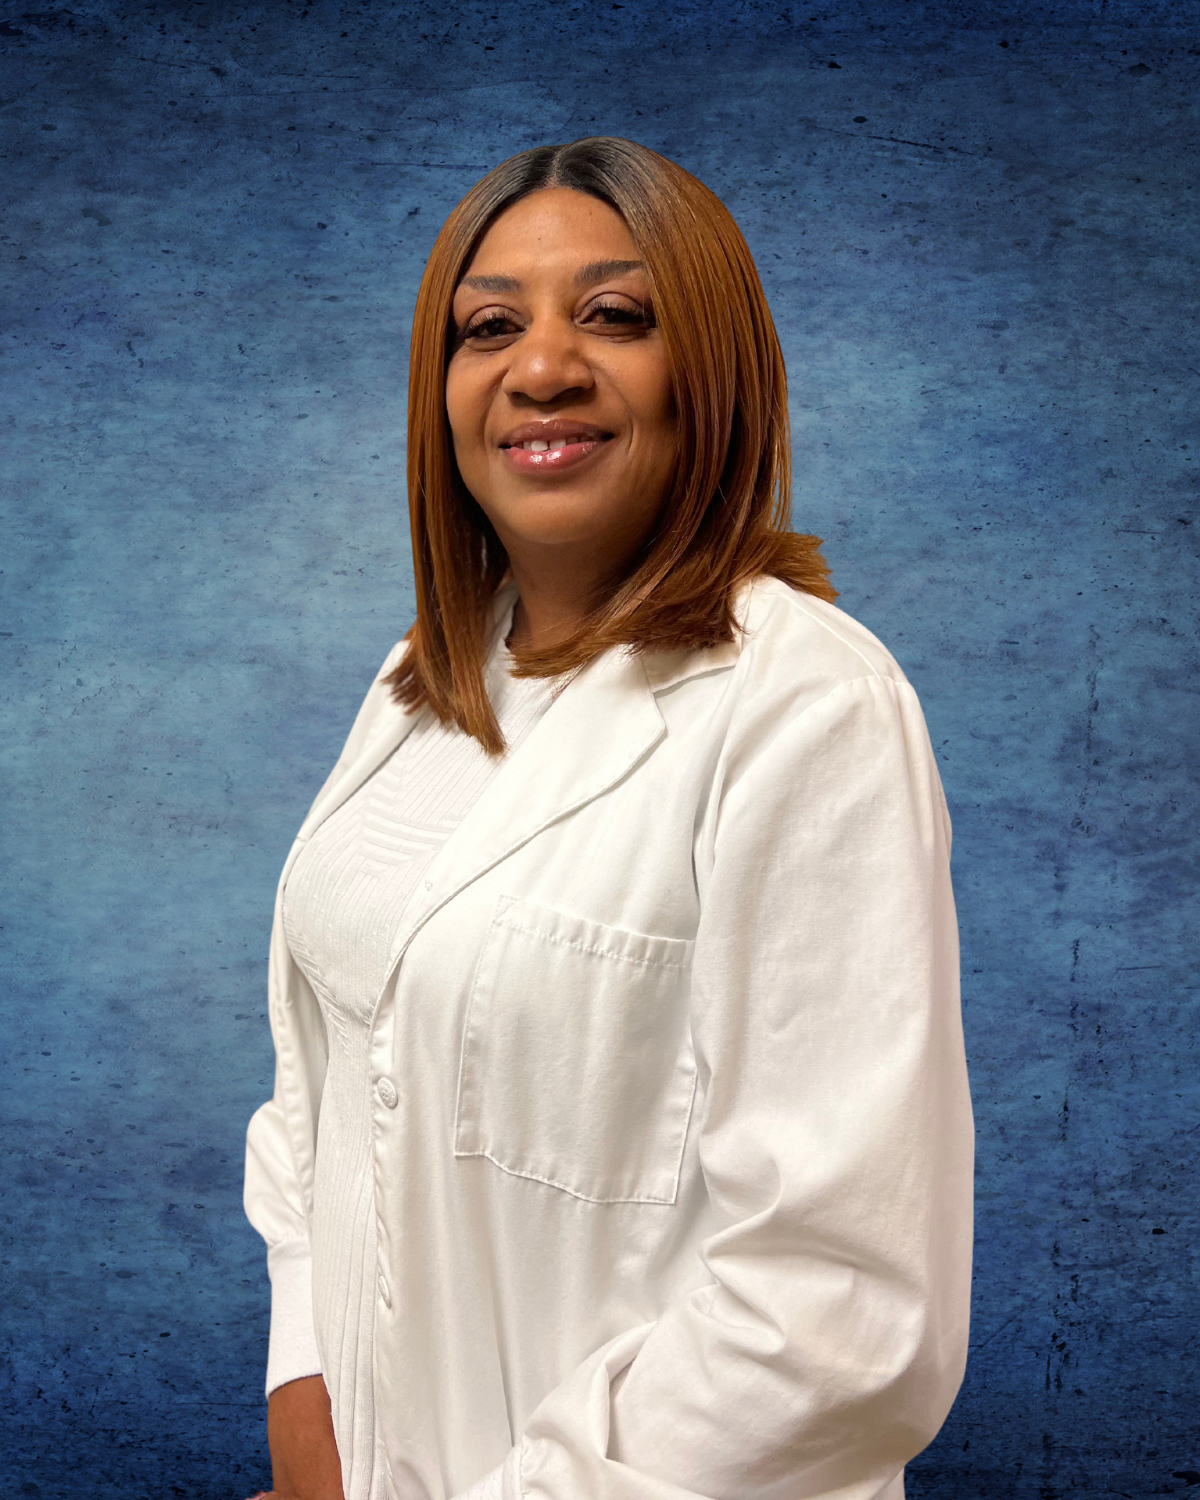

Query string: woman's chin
[490,493,639,553]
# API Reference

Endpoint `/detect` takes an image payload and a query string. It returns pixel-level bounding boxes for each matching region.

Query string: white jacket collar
[289,585,743,893]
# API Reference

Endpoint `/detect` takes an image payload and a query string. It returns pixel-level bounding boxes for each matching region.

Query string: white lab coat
[245,575,973,1500]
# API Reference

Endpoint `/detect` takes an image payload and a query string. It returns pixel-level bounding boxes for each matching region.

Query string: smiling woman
[444,191,681,675]
[389,138,834,752]
[243,138,973,1500]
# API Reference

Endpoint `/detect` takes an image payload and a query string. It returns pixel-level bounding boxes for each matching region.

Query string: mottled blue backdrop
[2,1,1196,1496]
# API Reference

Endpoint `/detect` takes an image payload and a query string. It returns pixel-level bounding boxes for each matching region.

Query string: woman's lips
[498,424,613,474]
[500,435,609,473]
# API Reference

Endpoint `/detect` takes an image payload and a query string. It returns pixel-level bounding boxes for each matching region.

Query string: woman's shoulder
[334,635,416,759]
[736,575,910,696]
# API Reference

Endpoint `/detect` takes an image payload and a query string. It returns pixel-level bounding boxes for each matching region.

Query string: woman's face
[446,187,677,589]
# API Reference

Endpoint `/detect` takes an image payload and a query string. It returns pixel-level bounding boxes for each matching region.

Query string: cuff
[265,1237,323,1398]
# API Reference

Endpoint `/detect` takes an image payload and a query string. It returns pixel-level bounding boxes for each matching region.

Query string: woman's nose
[501,314,593,404]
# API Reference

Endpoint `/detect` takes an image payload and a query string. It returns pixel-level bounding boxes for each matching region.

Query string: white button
[377,1274,391,1308]
[376,1077,398,1109]
[424,880,433,891]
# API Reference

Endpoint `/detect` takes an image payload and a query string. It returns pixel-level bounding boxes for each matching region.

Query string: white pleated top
[280,609,555,1500]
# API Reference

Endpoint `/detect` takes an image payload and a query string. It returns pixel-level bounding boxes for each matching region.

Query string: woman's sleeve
[244,638,411,1398]
[245,1069,324,1396]
[245,902,335,1396]
[489,671,974,1500]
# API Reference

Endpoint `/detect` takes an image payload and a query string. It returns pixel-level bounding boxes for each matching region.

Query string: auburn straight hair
[386,136,835,753]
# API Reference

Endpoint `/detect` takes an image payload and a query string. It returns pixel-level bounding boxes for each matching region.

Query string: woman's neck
[503,558,610,652]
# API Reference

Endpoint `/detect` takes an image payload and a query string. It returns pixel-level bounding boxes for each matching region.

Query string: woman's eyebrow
[459,273,521,292]
[458,260,646,294]
[575,258,645,286]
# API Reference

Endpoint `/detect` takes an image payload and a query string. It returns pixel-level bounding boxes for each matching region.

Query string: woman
[244,137,973,1500]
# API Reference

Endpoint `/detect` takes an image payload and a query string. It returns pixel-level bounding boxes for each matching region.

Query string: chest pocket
[454,895,696,1205]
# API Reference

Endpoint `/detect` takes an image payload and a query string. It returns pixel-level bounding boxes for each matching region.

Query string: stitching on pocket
[454,1146,685,1206]
[494,914,692,971]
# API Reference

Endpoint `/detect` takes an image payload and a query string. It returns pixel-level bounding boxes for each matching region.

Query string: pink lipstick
[498,420,612,475]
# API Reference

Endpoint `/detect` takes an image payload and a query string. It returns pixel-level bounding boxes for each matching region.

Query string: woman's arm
[245,1083,324,1394]
[466,671,973,1500]
[244,640,412,1491]
[245,1375,344,1500]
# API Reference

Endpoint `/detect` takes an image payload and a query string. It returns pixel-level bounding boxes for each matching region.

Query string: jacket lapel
[283,593,522,883]
[279,591,742,952]
[385,643,667,963]
[298,697,422,844]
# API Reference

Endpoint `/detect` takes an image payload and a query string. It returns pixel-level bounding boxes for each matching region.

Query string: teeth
[518,436,584,450]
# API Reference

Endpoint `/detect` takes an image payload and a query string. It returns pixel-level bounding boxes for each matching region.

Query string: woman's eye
[461,314,520,342]
[585,300,653,330]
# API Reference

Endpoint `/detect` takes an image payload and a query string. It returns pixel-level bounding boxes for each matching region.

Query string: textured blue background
[2,2,1197,1496]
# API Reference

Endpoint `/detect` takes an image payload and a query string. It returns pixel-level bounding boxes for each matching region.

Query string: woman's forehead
[459,188,640,285]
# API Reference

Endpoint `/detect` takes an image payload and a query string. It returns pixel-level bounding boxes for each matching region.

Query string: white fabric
[456,1457,509,1500]
[244,577,974,1500]
[271,614,553,1498]
[264,1236,322,1396]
